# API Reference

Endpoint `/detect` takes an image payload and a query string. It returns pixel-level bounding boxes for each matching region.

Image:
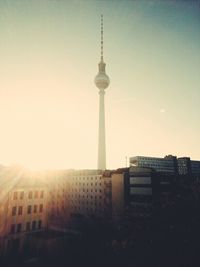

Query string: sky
[0,0,200,170]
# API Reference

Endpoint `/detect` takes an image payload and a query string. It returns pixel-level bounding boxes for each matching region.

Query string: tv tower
[94,15,110,170]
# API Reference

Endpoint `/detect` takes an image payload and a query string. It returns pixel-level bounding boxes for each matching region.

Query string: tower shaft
[98,89,106,170]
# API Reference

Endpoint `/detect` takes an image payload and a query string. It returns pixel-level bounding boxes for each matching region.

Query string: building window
[32,221,36,230]
[40,191,44,198]
[13,192,18,200]
[20,191,24,200]
[27,205,32,214]
[12,206,17,216]
[39,204,43,213]
[33,205,37,213]
[28,191,33,199]
[17,223,22,233]
[26,222,31,231]
[34,191,39,198]
[18,206,23,215]
[10,224,15,234]
[38,220,42,229]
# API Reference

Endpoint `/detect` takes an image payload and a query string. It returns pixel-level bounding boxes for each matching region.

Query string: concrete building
[47,170,71,229]
[0,167,48,258]
[0,157,199,256]
[47,169,112,230]
[0,167,47,237]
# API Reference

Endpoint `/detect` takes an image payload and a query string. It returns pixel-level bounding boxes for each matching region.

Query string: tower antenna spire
[101,14,103,61]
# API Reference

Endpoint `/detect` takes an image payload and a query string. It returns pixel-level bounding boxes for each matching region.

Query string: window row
[71,182,102,186]
[13,190,44,200]
[10,220,42,234]
[72,176,102,180]
[28,191,44,199]
[71,201,102,206]
[69,194,102,199]
[70,189,102,193]
[73,207,102,212]
[12,204,43,216]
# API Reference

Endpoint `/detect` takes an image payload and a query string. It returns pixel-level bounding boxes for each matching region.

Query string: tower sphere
[95,72,110,90]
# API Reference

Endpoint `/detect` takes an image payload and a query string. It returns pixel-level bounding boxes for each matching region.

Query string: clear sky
[0,0,199,170]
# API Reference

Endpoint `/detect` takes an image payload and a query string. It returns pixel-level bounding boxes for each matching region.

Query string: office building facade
[130,155,177,174]
[130,155,200,178]
[112,167,161,222]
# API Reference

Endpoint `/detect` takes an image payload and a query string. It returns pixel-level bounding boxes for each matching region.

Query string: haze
[0,0,199,170]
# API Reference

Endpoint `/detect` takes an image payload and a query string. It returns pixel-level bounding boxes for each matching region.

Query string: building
[0,167,48,257]
[67,170,105,218]
[130,155,178,174]
[112,167,156,222]
[94,15,110,170]
[111,166,173,222]
[47,170,71,229]
[130,155,200,178]
[177,157,191,175]
[0,157,199,257]
[191,160,200,176]
[47,169,112,230]
[0,167,46,237]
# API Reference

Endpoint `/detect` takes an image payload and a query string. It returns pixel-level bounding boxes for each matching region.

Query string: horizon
[0,0,199,170]
[1,152,200,172]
